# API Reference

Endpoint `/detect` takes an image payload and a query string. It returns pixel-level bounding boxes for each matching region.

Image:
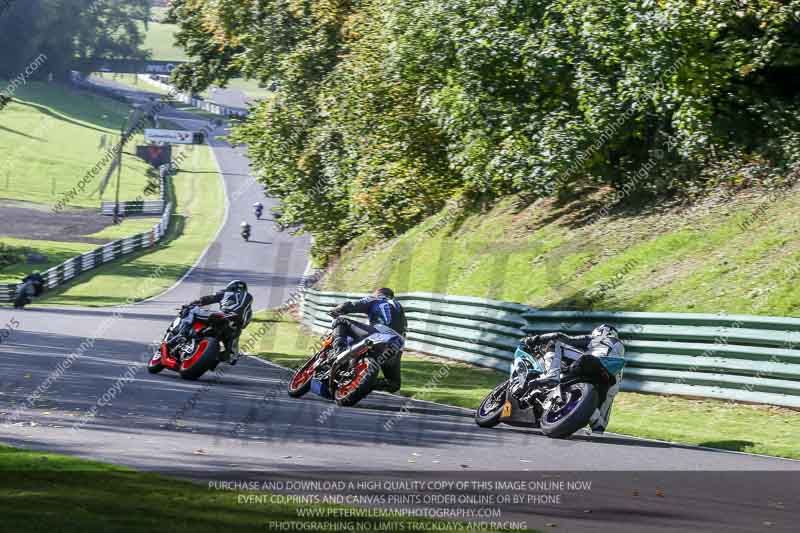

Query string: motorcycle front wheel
[288,350,327,398]
[539,382,599,438]
[147,346,165,374]
[475,380,509,428]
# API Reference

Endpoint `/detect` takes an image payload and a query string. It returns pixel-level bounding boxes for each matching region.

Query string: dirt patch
[0,199,114,244]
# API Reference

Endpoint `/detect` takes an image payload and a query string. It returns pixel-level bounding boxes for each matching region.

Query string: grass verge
[322,187,800,316]
[242,312,800,460]
[0,445,523,533]
[34,144,223,306]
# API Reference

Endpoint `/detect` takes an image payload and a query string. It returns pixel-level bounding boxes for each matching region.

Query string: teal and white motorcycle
[475,340,625,438]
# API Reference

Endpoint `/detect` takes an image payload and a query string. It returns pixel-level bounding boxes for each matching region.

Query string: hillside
[0,81,159,208]
[321,184,800,317]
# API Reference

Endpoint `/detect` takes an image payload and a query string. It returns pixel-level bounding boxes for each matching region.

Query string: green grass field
[27,144,223,306]
[0,81,159,209]
[323,187,800,317]
[242,312,800,460]
[0,445,521,533]
[140,17,189,61]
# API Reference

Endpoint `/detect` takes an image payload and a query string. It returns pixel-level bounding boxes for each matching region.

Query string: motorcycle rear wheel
[333,357,380,407]
[179,337,220,380]
[475,380,509,428]
[539,382,598,438]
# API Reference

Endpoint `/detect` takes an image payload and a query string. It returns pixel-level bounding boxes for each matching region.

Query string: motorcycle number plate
[501,401,512,418]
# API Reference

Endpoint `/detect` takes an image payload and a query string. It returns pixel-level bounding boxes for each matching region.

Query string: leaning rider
[173,280,254,364]
[329,288,407,393]
[521,324,625,434]
[22,271,46,297]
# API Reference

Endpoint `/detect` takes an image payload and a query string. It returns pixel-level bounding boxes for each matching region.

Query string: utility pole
[113,113,127,224]
[113,105,142,224]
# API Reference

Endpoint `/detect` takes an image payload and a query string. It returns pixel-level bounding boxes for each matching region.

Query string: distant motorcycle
[148,305,238,380]
[240,222,251,241]
[475,340,624,438]
[253,202,264,220]
[14,273,45,309]
[288,316,403,406]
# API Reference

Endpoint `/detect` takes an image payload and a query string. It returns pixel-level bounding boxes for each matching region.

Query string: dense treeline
[0,0,151,78]
[169,0,800,260]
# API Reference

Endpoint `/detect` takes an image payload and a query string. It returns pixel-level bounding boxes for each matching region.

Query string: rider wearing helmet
[177,280,254,363]
[521,324,625,433]
[329,288,407,393]
[22,271,46,297]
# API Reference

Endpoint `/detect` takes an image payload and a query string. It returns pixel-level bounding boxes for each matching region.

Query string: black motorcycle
[475,340,625,438]
[241,224,251,242]
[148,305,239,380]
[14,276,44,309]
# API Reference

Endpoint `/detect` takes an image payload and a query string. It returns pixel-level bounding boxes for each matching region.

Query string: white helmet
[241,221,250,227]
[592,324,619,339]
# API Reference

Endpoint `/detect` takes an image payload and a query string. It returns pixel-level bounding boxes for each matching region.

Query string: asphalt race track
[1,84,799,533]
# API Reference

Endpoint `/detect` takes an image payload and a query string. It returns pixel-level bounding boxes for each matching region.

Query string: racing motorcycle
[147,305,238,380]
[253,202,264,220]
[14,276,44,309]
[287,322,402,407]
[241,222,251,242]
[474,340,625,438]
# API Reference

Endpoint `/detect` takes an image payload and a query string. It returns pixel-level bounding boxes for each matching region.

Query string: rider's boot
[332,336,349,358]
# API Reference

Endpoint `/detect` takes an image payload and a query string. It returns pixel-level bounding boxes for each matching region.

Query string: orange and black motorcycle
[148,305,238,380]
[288,327,402,407]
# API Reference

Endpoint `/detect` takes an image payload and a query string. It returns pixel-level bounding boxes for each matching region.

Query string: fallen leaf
[655,489,664,497]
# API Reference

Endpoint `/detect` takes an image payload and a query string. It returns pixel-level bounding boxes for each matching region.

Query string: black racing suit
[182,289,254,359]
[22,273,46,297]
[330,296,407,393]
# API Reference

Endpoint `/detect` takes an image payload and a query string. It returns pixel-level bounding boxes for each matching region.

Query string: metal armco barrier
[100,200,165,216]
[100,162,167,216]
[139,75,249,118]
[300,289,800,408]
[1,204,171,302]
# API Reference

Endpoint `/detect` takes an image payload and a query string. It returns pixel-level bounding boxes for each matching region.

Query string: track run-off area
[1,83,799,533]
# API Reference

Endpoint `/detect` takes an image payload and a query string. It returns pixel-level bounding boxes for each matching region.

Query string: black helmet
[225,280,248,294]
[376,287,394,298]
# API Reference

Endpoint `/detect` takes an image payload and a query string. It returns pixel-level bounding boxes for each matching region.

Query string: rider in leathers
[521,324,624,434]
[172,280,253,364]
[329,288,407,393]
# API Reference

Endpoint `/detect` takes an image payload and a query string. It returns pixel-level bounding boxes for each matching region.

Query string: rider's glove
[329,305,345,318]
[522,335,540,352]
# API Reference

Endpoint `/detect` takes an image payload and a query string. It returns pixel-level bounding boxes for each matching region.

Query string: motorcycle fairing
[599,356,625,376]
[501,346,544,426]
